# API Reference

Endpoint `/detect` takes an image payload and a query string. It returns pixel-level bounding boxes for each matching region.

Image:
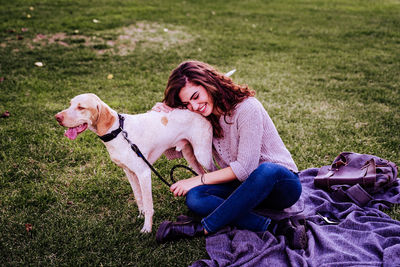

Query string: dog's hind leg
[124,169,144,218]
[136,168,154,233]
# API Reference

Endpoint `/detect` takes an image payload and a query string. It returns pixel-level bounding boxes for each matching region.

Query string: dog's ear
[95,101,115,136]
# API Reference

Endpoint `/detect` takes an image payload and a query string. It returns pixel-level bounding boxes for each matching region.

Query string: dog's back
[122,109,211,147]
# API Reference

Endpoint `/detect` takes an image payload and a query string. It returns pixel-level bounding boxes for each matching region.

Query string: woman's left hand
[151,102,174,113]
[170,176,202,197]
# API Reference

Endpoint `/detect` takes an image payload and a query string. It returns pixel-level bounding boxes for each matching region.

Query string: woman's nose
[191,101,199,110]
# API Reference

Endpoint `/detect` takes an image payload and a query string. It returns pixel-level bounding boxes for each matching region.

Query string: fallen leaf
[21,28,29,32]
[93,19,100,23]
[34,62,44,67]
[0,77,4,83]
[17,35,24,40]
[27,14,32,18]
[25,223,33,232]
[1,111,10,118]
[29,6,35,11]
[107,74,114,80]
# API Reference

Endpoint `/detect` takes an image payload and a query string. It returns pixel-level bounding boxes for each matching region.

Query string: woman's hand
[170,176,202,197]
[151,102,174,113]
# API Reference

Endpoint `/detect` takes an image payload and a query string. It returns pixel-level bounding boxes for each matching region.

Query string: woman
[153,60,303,246]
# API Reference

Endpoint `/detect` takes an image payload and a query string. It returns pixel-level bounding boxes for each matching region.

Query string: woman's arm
[226,99,265,181]
[170,167,237,197]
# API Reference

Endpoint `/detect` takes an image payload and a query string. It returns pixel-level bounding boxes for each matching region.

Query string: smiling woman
[153,61,303,247]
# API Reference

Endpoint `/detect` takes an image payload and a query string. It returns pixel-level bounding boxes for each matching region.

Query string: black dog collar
[98,114,125,142]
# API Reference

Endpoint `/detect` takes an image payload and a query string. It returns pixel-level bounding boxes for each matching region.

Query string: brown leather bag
[314,152,398,206]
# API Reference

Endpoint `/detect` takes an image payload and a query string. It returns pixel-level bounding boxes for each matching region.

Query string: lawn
[1,0,399,265]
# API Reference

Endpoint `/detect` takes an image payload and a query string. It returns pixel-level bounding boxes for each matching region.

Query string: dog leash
[98,114,198,187]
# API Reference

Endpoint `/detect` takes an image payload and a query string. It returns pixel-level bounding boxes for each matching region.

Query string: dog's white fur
[55,93,214,233]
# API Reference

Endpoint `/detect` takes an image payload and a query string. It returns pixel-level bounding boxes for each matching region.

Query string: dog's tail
[225,69,236,77]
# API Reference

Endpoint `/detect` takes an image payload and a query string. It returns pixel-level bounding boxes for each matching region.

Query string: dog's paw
[140,225,152,233]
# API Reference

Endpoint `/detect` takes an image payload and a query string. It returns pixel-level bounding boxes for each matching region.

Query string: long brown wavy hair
[163,61,255,138]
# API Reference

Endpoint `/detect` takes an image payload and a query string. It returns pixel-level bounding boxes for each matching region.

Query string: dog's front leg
[137,168,154,233]
[182,143,206,175]
[123,169,144,218]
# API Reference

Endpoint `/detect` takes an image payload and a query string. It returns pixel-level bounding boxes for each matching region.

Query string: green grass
[1,0,399,265]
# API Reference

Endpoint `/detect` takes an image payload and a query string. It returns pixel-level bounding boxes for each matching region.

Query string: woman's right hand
[151,102,174,113]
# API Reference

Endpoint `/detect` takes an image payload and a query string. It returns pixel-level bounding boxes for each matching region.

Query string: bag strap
[345,184,374,206]
[331,184,373,207]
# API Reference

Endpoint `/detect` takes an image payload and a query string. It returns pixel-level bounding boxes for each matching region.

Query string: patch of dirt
[103,22,193,55]
[2,21,194,56]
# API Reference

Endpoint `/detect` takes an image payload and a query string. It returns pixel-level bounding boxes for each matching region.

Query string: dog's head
[55,93,115,140]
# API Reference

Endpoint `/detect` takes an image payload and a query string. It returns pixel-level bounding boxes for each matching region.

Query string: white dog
[55,93,214,233]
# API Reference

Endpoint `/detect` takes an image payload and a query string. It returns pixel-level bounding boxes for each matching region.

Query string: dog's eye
[77,106,85,110]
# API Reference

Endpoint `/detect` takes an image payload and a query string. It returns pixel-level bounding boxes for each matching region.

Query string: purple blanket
[191,168,400,267]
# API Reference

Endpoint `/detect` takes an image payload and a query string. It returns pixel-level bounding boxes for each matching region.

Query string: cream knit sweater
[213,97,298,181]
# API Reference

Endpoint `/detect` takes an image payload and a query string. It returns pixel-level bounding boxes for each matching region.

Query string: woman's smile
[198,103,207,113]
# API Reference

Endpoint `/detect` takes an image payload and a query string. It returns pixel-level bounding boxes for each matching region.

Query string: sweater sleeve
[229,100,264,181]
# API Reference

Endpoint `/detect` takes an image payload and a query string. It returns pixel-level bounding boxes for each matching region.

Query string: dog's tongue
[64,124,87,140]
[65,127,79,140]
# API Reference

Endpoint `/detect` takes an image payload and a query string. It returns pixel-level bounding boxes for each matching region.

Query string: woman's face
[178,81,215,117]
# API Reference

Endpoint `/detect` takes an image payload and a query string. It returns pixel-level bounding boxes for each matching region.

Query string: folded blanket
[191,168,400,267]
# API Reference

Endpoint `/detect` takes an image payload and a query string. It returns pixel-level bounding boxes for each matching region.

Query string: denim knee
[253,162,292,183]
[248,162,281,186]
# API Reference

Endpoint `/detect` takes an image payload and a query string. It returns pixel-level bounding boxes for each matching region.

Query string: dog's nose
[55,113,64,124]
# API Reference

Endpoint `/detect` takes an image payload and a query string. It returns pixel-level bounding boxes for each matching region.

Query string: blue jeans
[185,162,301,233]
